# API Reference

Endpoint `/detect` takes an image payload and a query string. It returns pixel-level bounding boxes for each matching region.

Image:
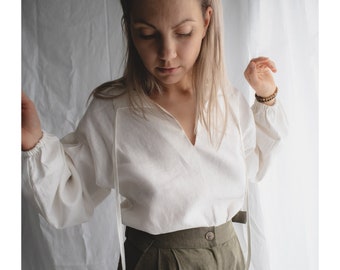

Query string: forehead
[130,0,203,27]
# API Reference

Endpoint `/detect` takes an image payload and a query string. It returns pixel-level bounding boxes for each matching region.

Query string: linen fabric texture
[22,86,287,238]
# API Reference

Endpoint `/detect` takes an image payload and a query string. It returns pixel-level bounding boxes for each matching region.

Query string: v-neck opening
[150,101,198,147]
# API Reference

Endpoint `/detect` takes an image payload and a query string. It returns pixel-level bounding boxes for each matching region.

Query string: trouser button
[205,231,215,241]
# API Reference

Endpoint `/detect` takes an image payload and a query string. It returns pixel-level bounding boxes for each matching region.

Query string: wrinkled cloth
[22,86,287,233]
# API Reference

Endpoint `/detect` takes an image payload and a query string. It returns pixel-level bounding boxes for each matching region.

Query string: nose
[158,36,177,61]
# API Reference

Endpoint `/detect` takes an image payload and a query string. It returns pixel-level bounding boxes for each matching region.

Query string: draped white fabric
[22,1,318,269]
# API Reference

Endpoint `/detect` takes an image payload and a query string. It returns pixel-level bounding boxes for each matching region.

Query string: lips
[156,67,179,74]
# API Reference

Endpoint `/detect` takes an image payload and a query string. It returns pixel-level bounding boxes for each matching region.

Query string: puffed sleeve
[236,90,288,182]
[251,100,288,180]
[22,98,116,228]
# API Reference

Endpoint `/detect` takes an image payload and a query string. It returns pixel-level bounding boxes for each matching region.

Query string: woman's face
[130,0,211,89]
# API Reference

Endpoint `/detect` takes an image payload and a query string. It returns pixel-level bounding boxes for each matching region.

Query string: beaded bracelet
[255,87,278,103]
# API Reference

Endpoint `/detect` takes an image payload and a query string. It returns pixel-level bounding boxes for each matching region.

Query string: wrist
[22,131,43,151]
[255,87,278,105]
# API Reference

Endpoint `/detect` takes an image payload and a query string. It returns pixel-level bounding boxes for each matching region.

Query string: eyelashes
[138,31,193,40]
[177,31,193,37]
[138,34,157,40]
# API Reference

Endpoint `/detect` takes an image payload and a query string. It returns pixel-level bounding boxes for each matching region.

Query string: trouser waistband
[125,221,236,250]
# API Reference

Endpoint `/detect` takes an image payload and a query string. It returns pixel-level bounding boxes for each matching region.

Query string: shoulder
[228,86,248,102]
[225,86,251,114]
[88,83,130,114]
[89,79,155,118]
[75,86,130,136]
[225,86,256,139]
[76,93,128,131]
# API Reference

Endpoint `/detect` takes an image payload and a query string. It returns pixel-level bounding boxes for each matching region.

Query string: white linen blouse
[22,86,287,235]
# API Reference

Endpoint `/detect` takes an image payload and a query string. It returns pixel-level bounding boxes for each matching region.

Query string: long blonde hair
[93,0,229,146]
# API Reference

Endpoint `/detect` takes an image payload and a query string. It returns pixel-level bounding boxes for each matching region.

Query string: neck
[157,72,195,99]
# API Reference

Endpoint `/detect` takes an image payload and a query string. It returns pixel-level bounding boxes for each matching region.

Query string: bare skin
[149,56,278,145]
[21,59,278,150]
[130,0,212,145]
[150,87,197,145]
[21,57,278,150]
[244,56,278,106]
[21,91,43,151]
[21,0,278,151]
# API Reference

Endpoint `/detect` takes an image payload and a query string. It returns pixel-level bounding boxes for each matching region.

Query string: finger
[253,60,277,74]
[251,57,272,65]
[250,56,269,63]
[267,60,277,72]
[252,57,276,70]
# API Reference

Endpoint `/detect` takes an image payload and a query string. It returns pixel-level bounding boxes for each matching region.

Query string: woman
[22,0,287,269]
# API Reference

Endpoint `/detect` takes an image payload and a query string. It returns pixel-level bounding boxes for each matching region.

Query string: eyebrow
[132,18,196,29]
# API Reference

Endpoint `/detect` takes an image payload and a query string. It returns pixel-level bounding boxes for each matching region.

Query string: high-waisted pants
[118,221,245,270]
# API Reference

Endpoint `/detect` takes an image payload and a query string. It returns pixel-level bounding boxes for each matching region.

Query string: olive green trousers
[118,221,245,270]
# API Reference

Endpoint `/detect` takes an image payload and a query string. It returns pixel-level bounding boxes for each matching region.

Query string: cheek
[180,38,203,62]
[133,40,157,66]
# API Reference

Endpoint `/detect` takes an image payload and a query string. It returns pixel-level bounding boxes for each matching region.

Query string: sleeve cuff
[22,131,48,158]
[251,99,278,112]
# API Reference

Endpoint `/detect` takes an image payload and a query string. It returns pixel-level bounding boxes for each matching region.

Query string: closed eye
[138,31,192,40]
[177,31,193,37]
[139,34,157,40]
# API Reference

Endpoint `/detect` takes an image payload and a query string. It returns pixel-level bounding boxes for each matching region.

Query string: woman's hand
[244,57,277,99]
[22,92,43,151]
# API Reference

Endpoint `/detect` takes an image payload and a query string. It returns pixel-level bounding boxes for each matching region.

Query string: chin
[158,78,182,86]
[154,74,189,87]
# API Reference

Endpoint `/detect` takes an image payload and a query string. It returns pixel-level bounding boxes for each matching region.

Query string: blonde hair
[93,0,229,146]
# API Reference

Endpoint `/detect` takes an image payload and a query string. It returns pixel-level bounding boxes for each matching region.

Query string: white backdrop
[22,0,318,269]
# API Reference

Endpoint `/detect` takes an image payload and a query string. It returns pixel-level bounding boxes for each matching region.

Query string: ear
[202,6,213,38]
